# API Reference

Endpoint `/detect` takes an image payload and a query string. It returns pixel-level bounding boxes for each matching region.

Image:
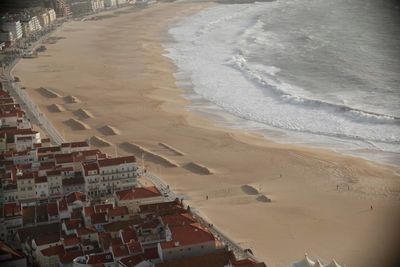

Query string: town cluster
[0,83,265,266]
[0,7,57,51]
[0,0,146,52]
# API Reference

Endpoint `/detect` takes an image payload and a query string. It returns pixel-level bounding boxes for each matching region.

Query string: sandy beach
[13,2,400,267]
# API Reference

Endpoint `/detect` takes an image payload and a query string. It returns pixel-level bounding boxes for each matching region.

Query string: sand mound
[98,125,120,136]
[89,136,111,147]
[182,162,213,175]
[158,143,184,156]
[37,87,61,98]
[64,95,80,103]
[241,185,259,195]
[256,195,271,203]
[64,118,90,130]
[74,108,93,119]
[119,142,178,167]
[47,104,65,112]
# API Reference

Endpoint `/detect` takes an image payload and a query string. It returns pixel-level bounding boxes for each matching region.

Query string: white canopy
[289,255,344,267]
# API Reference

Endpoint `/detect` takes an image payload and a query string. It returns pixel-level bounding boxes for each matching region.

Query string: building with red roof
[47,203,59,221]
[37,244,65,267]
[63,235,81,249]
[73,252,114,267]
[59,250,84,266]
[90,212,108,230]
[158,222,217,262]
[60,141,90,153]
[118,254,149,267]
[108,206,129,222]
[16,171,36,200]
[82,155,139,198]
[115,186,164,213]
[120,227,138,244]
[34,175,48,198]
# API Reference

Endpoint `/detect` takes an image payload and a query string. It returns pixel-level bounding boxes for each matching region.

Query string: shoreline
[11,2,400,267]
[161,4,400,169]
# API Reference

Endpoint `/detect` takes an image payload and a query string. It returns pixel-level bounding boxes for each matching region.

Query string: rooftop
[98,156,136,167]
[40,244,65,257]
[160,223,215,250]
[115,186,161,201]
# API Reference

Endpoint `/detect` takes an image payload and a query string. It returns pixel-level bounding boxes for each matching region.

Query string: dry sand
[48,103,65,112]
[74,108,94,119]
[13,2,400,267]
[64,118,90,130]
[89,135,112,147]
[98,125,120,136]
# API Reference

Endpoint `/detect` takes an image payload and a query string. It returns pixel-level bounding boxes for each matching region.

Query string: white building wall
[48,9,57,22]
[2,21,23,40]
[3,189,19,203]
[48,175,63,196]
[17,178,36,200]
[35,182,49,198]
[30,16,42,32]
[104,0,117,7]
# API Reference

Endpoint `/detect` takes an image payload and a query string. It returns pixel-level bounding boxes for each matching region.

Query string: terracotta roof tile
[160,223,215,249]
[35,176,47,184]
[35,233,61,246]
[82,161,99,176]
[111,244,130,258]
[47,203,59,217]
[161,213,196,227]
[144,247,159,260]
[116,186,161,201]
[109,206,128,217]
[59,250,83,264]
[121,227,137,244]
[84,206,95,217]
[118,254,146,267]
[127,240,142,255]
[87,252,114,264]
[63,236,80,247]
[41,244,65,257]
[61,141,89,148]
[91,212,107,225]
[64,219,82,230]
[77,226,97,236]
[98,156,136,167]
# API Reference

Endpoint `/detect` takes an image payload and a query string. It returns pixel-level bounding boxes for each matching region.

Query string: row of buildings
[0,8,57,46]
[0,84,266,267]
[49,0,131,18]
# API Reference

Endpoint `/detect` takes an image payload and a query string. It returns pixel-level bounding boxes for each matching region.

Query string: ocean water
[165,0,400,166]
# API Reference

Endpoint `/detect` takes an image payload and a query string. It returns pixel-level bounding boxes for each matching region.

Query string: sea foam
[164,2,400,165]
